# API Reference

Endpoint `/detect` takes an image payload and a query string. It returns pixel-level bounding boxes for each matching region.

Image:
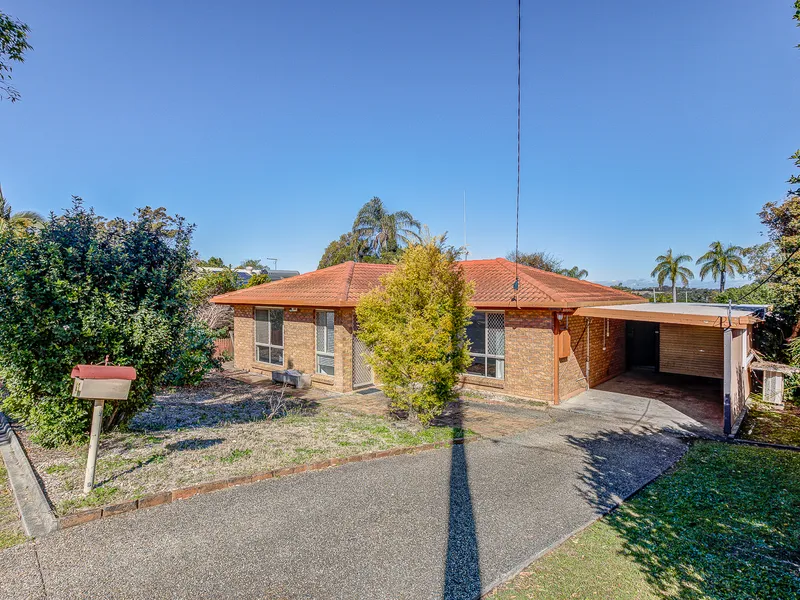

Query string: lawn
[0,460,26,550]
[16,373,468,516]
[491,442,800,599]
[740,397,800,446]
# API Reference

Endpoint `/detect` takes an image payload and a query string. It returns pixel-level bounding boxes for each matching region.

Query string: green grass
[0,462,27,550]
[491,442,800,600]
[740,401,800,446]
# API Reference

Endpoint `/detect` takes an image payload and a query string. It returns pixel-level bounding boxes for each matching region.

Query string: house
[210,258,762,435]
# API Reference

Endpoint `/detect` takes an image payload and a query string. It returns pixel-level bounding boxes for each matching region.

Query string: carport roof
[574,302,762,329]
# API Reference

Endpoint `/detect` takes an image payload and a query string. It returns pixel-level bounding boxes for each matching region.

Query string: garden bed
[490,442,800,599]
[0,460,25,550]
[15,373,468,516]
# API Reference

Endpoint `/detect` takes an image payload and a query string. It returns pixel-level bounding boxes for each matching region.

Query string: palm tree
[560,265,589,279]
[695,241,746,292]
[0,184,44,234]
[352,197,421,258]
[651,249,694,302]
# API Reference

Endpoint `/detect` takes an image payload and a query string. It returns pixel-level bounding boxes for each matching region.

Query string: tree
[0,199,200,446]
[0,11,31,102]
[318,233,363,269]
[198,256,225,267]
[352,197,422,257]
[651,249,694,302]
[560,265,589,279]
[355,239,474,424]
[0,184,43,234]
[506,250,562,272]
[742,242,776,280]
[695,242,746,292]
[190,267,239,305]
[238,258,265,270]
[243,272,270,287]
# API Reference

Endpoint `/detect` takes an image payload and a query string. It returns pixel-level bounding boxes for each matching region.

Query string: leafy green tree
[238,258,266,270]
[355,239,474,424]
[0,199,197,446]
[560,265,589,279]
[353,197,421,257]
[190,267,239,305]
[695,242,747,292]
[243,272,271,287]
[743,242,776,280]
[506,250,562,272]
[0,184,43,234]
[318,233,363,269]
[0,11,31,102]
[198,256,225,267]
[651,249,694,303]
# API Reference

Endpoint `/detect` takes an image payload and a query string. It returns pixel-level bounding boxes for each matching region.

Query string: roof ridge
[342,261,356,302]
[495,258,561,303]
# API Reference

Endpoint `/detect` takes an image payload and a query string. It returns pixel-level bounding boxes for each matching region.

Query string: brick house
[210,258,645,403]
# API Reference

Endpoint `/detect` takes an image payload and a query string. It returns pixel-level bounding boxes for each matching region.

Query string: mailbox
[70,364,137,400]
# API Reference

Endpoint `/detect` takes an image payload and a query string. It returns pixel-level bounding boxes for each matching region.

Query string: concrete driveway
[0,408,688,600]
[557,371,724,438]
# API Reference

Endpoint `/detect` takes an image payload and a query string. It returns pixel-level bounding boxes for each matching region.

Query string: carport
[570,303,763,435]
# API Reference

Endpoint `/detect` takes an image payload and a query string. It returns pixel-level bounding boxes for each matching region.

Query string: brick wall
[231,305,354,393]
[460,309,554,402]
[558,315,625,401]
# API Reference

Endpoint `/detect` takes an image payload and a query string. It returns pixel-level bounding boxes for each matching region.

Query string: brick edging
[57,436,476,530]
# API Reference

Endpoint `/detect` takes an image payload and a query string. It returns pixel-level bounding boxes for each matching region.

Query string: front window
[255,308,284,366]
[466,311,505,379]
[316,310,335,376]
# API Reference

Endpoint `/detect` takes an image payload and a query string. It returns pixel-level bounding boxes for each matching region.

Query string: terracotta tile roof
[210,258,645,309]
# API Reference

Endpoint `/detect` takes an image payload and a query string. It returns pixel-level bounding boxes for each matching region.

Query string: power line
[738,246,800,303]
[514,0,521,292]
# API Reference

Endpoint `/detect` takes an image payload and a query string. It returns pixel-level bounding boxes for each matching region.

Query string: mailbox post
[70,364,137,494]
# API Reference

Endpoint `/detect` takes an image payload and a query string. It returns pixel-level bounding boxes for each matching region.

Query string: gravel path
[0,408,687,599]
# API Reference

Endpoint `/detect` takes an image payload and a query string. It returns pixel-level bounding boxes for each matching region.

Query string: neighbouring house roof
[209,258,645,309]
[574,302,763,328]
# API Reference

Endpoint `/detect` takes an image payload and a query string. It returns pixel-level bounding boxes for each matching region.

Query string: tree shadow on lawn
[443,398,481,600]
[565,428,800,599]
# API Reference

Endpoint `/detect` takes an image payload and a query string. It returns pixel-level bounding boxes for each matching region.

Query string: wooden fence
[213,336,233,359]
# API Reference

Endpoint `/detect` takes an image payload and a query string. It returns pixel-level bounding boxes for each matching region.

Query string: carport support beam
[723,328,732,436]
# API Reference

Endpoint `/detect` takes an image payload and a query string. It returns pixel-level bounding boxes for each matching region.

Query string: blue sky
[1,1,798,282]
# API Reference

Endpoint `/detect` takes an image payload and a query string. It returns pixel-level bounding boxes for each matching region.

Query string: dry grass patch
[16,373,468,516]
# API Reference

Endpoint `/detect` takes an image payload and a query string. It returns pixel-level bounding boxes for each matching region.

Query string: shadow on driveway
[444,398,481,599]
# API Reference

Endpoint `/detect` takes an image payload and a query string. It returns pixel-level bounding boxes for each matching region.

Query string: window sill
[312,374,335,386]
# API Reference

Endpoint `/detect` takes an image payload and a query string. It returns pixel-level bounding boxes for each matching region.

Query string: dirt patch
[15,373,467,516]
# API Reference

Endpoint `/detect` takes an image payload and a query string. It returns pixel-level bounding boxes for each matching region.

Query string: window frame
[466,310,505,379]
[253,307,285,367]
[315,310,336,376]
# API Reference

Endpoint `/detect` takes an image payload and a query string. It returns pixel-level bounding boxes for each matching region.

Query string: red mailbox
[70,363,137,494]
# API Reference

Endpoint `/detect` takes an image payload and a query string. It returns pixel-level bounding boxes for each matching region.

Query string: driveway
[557,371,724,438]
[0,408,688,600]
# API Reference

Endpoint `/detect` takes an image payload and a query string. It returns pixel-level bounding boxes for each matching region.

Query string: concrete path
[0,410,688,600]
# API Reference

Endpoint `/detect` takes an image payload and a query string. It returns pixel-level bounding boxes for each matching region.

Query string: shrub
[0,200,195,446]
[355,239,474,424]
[243,272,270,287]
[163,323,221,387]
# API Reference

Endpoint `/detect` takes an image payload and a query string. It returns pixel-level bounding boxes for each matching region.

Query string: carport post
[723,328,732,436]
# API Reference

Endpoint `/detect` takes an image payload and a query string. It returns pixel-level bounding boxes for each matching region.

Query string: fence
[213,336,233,360]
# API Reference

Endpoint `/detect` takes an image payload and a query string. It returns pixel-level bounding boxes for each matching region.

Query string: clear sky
[1,1,798,282]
